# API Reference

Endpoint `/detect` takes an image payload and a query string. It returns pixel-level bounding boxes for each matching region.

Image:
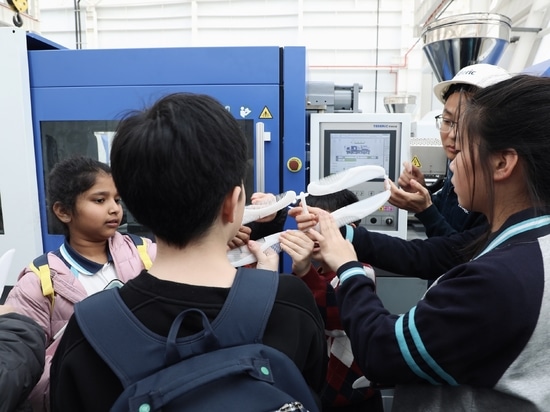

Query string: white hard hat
[433,63,512,104]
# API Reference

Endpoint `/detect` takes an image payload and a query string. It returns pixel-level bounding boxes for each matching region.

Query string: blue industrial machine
[28,44,307,252]
[0,27,408,287]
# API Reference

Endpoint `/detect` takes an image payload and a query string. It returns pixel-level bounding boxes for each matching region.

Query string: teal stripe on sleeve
[339,267,367,284]
[407,307,458,385]
[395,313,439,384]
[345,225,354,241]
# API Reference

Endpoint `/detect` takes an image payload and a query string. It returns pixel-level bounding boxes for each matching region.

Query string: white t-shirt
[57,242,119,295]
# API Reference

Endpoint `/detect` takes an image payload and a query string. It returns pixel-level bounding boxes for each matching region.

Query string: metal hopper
[422,13,511,82]
[383,95,417,114]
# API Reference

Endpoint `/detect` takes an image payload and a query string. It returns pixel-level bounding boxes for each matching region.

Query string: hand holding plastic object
[241,165,386,226]
[242,190,297,225]
[228,185,390,267]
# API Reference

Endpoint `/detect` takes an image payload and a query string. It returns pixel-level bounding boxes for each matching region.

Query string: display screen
[323,129,397,179]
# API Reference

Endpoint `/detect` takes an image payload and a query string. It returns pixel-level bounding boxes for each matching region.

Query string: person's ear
[221,186,243,223]
[493,149,519,182]
[52,202,72,223]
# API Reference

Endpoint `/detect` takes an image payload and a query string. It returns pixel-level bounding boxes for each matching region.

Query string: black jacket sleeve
[349,225,486,279]
[248,208,288,240]
[415,204,458,237]
[0,312,46,412]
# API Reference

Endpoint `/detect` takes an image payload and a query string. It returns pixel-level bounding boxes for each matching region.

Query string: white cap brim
[433,64,512,104]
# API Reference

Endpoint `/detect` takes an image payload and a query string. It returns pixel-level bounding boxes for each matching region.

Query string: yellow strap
[29,262,55,310]
[28,237,151,311]
[136,240,153,270]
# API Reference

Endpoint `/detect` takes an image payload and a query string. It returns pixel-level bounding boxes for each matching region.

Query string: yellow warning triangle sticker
[259,106,273,119]
[411,156,422,168]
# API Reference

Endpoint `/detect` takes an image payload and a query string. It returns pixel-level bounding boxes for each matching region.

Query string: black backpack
[74,268,320,412]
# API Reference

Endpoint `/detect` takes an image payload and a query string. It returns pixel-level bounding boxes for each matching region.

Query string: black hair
[442,83,479,103]
[460,75,550,255]
[110,93,248,247]
[441,82,489,258]
[47,155,112,236]
[441,83,481,152]
[306,189,361,226]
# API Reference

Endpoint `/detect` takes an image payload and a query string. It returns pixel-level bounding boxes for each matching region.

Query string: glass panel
[237,119,255,202]
[40,118,256,238]
[40,120,123,235]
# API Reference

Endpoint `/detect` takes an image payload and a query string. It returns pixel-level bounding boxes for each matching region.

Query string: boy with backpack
[50,92,326,411]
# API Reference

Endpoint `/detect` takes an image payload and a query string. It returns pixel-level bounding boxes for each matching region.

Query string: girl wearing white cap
[389,64,511,237]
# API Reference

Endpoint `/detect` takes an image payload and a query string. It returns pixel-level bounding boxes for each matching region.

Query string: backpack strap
[27,233,154,313]
[126,233,153,270]
[210,268,278,346]
[74,267,279,387]
[29,253,55,311]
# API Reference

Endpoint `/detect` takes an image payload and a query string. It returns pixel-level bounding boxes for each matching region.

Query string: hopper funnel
[384,95,416,114]
[422,13,511,82]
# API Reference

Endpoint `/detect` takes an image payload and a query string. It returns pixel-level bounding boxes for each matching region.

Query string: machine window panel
[39,118,256,237]
[40,120,119,235]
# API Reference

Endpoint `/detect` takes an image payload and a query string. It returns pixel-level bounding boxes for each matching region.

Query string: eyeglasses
[435,115,458,133]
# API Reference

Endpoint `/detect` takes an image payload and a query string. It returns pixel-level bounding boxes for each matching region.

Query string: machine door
[29,47,288,252]
[34,86,279,250]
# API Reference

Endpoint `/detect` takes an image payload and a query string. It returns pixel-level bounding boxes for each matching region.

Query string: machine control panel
[309,113,410,239]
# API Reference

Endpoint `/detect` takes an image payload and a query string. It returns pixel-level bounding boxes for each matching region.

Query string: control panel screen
[317,124,401,234]
[324,130,396,178]
[309,113,409,239]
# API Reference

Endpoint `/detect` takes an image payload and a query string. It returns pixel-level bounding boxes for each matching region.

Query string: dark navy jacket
[415,167,486,237]
[336,208,550,411]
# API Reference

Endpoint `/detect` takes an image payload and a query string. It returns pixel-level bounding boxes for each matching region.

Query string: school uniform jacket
[337,208,550,411]
[5,232,156,412]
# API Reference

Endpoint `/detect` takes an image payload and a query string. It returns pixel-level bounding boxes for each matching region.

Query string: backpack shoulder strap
[75,288,169,386]
[211,267,279,346]
[29,253,55,310]
[75,268,279,387]
[126,233,153,270]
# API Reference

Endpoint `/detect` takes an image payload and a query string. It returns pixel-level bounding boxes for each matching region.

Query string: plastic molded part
[306,165,386,196]
[330,190,391,227]
[242,190,297,225]
[228,189,390,267]
[227,232,281,267]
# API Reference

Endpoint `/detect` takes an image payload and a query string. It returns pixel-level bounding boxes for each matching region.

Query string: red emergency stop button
[287,157,302,172]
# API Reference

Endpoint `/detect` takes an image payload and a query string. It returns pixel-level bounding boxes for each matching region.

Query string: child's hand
[279,230,314,278]
[388,179,432,214]
[250,192,277,222]
[288,206,321,232]
[227,226,252,250]
[246,240,279,272]
[309,211,358,272]
[398,161,426,191]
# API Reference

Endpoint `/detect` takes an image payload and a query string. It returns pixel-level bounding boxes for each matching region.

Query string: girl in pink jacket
[6,156,156,411]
